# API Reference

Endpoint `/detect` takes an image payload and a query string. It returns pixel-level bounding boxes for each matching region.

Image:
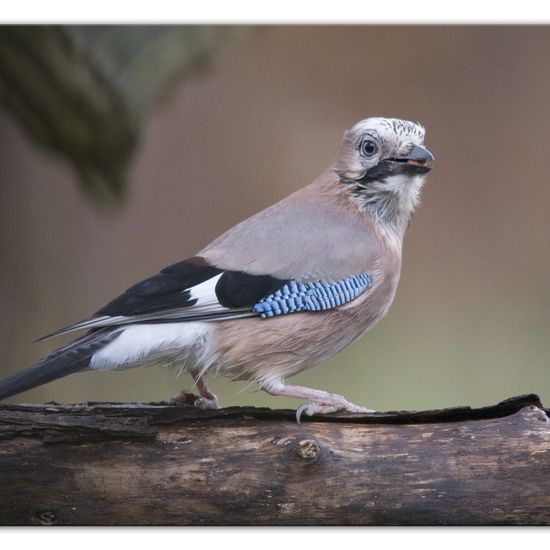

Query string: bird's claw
[169,390,198,406]
[296,402,336,423]
[194,396,220,410]
[296,400,375,423]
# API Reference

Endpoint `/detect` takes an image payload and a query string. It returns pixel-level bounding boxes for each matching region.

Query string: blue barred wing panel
[252,274,374,318]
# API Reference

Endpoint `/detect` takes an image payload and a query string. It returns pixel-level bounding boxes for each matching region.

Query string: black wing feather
[97,257,223,316]
[96,256,287,317]
[215,272,288,308]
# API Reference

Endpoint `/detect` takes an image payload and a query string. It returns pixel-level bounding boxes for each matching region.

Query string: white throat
[361,174,425,236]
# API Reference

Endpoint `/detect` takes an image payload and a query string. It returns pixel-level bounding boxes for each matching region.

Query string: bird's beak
[405,145,434,164]
[360,145,435,183]
[389,145,434,174]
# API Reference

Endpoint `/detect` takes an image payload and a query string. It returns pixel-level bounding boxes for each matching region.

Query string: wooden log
[0,394,549,525]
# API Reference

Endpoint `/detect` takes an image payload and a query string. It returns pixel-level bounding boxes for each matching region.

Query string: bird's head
[336,117,434,233]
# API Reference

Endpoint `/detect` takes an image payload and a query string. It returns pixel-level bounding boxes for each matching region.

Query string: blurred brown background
[1,25,550,410]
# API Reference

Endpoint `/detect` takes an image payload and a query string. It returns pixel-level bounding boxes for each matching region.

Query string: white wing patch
[188,273,223,306]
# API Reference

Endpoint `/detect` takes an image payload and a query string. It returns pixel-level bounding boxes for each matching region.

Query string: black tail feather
[0,330,119,402]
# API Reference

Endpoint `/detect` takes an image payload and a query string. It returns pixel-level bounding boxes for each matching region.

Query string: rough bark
[0,394,549,525]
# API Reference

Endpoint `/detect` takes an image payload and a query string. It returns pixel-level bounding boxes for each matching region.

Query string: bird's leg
[261,381,375,422]
[190,369,220,409]
[170,369,220,409]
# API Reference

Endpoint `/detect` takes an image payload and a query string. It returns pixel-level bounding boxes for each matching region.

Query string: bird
[0,117,434,420]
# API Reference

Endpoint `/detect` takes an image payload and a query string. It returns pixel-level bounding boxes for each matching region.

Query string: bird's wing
[38,256,288,339]
[39,256,375,340]
[41,172,385,341]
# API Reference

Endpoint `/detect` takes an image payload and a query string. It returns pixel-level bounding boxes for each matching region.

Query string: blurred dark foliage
[0,25,244,206]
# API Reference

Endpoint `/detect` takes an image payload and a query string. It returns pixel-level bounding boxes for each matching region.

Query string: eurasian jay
[0,117,434,418]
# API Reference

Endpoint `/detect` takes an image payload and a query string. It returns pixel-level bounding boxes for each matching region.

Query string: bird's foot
[260,380,374,423]
[188,369,220,409]
[296,399,375,423]
[193,396,220,410]
[169,390,199,406]
[169,390,220,409]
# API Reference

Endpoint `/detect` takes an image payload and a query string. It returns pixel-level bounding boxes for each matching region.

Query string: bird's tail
[0,330,119,402]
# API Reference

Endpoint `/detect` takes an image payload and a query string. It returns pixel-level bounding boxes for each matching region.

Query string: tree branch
[0,394,549,525]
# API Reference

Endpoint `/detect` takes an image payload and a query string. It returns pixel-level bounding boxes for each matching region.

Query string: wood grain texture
[0,394,549,525]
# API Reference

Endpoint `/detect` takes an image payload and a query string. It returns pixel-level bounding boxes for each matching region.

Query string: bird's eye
[361,139,378,157]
